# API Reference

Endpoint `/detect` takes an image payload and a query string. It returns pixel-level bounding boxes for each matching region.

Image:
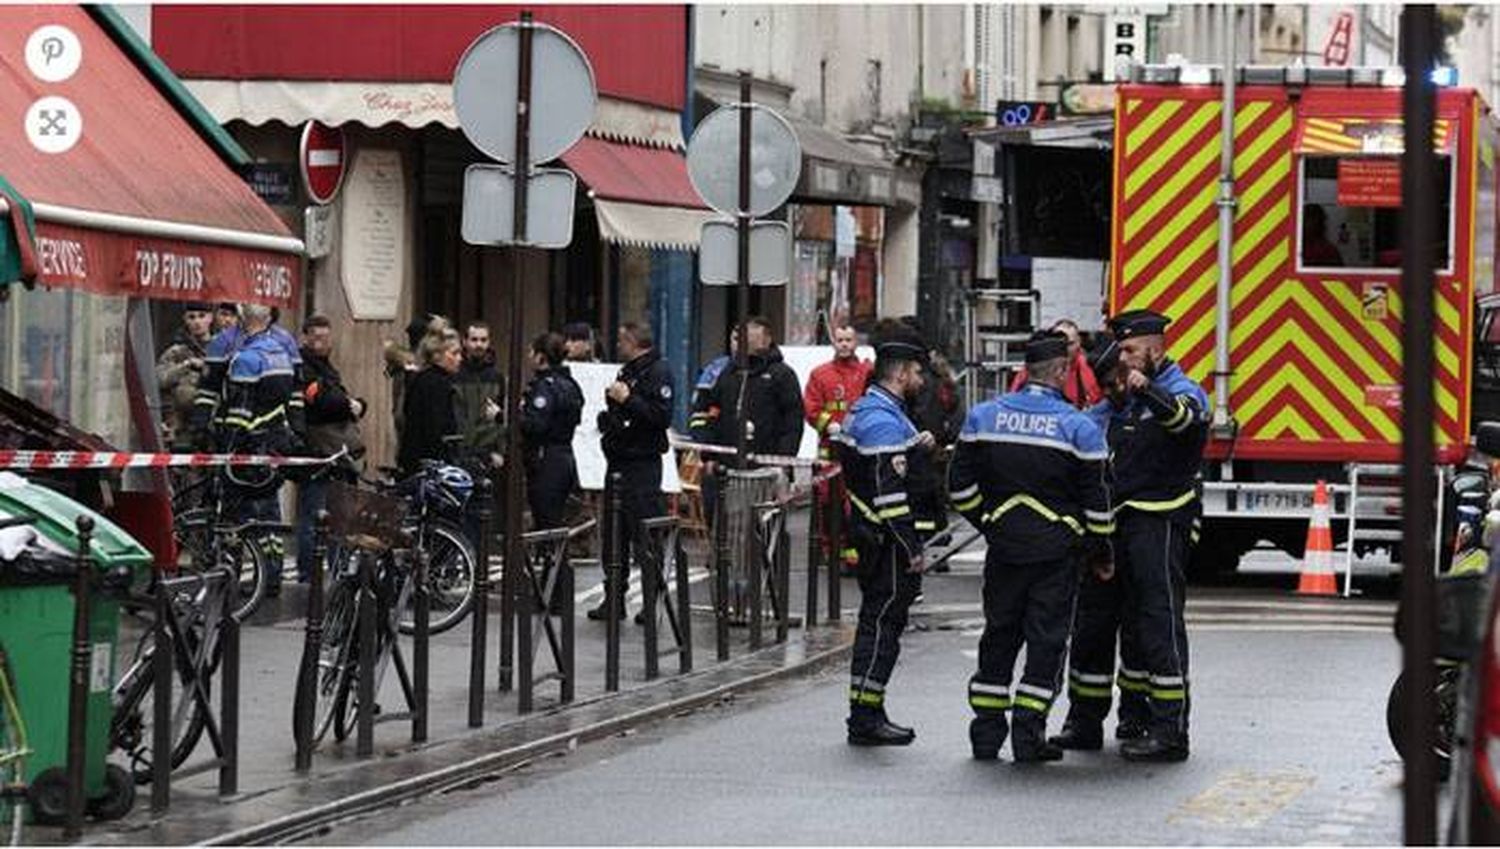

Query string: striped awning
[1294,117,1455,155]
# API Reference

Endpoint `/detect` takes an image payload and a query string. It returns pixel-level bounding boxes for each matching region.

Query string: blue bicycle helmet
[421,464,474,513]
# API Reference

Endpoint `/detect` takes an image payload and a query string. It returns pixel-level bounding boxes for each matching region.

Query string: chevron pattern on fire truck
[1111,92,1467,453]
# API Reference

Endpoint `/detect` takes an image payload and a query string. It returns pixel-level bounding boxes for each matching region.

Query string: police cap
[183,301,213,313]
[1107,309,1172,340]
[870,318,928,366]
[1024,330,1070,365]
[1087,332,1121,376]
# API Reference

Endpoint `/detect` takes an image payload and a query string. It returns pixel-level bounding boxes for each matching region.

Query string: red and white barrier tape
[0,450,337,471]
[668,434,833,471]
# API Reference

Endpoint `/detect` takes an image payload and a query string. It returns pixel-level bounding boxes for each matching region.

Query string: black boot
[1120,734,1189,763]
[880,710,914,737]
[1011,712,1063,763]
[1048,719,1104,751]
[1115,719,1149,740]
[848,706,915,747]
[586,600,625,621]
[969,716,1009,761]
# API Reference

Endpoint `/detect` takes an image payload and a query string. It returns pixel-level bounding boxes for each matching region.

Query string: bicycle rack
[515,520,593,714]
[353,550,421,759]
[146,564,241,814]
[750,502,792,648]
[636,517,692,680]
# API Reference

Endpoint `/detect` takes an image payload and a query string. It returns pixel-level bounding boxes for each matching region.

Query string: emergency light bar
[1129,64,1457,88]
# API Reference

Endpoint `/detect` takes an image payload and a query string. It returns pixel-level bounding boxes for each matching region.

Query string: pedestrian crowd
[158,299,1203,765]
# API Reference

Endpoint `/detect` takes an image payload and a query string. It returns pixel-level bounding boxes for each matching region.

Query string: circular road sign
[452,22,596,166]
[299,120,347,205]
[686,104,802,218]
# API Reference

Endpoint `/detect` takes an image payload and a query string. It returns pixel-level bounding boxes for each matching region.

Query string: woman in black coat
[398,333,463,476]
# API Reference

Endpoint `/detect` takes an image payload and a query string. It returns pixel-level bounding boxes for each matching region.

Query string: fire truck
[1109,64,1500,581]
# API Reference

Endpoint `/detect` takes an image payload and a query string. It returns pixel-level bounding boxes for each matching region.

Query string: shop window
[1298,154,1453,273]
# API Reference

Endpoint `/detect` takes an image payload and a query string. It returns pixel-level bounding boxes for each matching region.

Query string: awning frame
[0,198,305,256]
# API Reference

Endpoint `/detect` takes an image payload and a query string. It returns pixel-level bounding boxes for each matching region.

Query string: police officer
[1106,309,1208,763]
[521,332,584,530]
[948,331,1114,763]
[1051,333,1151,751]
[192,304,306,446]
[592,321,674,621]
[834,319,932,746]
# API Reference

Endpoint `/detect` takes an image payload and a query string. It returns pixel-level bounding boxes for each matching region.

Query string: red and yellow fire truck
[1109,65,1500,576]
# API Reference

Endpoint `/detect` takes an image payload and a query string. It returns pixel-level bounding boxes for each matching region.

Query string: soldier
[834,318,932,746]
[592,322,674,621]
[520,332,584,531]
[1050,333,1151,751]
[948,331,1114,763]
[1106,309,1209,763]
[156,302,214,450]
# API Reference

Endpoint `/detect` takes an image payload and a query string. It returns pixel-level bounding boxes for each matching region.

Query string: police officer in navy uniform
[521,332,584,531]
[834,319,933,746]
[1105,309,1209,763]
[591,321,674,621]
[1051,333,1152,751]
[948,331,1114,763]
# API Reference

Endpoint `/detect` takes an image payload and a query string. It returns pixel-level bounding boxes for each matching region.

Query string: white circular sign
[687,104,802,217]
[25,96,81,154]
[452,22,596,165]
[25,25,81,83]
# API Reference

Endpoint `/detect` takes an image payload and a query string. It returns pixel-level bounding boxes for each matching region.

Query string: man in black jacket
[591,322,673,620]
[297,315,365,582]
[688,316,803,461]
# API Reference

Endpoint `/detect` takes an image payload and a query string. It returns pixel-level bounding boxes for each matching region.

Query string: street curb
[198,638,853,846]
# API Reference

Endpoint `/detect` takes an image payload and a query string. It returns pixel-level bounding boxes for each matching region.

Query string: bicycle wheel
[398,520,477,636]
[174,517,268,620]
[109,633,212,784]
[314,570,360,744]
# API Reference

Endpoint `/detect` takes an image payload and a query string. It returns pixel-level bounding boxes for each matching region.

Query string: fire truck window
[1298,155,1452,272]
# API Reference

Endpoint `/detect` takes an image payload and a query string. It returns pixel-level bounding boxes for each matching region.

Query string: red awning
[0,6,301,306]
[560,137,713,251]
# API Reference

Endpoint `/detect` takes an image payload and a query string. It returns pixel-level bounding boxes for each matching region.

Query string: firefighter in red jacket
[803,323,871,573]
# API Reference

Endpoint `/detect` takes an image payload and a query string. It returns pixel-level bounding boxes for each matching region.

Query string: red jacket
[1009,350,1103,408]
[804,356,872,444]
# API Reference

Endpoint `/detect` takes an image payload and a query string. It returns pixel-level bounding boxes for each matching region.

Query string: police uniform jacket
[598,348,673,461]
[831,384,925,560]
[521,365,584,463]
[216,330,299,455]
[948,383,1114,564]
[192,323,306,439]
[1111,359,1209,523]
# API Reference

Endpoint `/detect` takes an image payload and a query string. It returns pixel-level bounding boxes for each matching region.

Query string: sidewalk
[60,517,866,846]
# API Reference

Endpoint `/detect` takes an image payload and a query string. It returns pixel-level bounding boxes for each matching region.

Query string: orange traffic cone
[1297,480,1339,596]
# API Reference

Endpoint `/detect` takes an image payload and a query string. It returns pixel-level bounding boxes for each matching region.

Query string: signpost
[686,73,800,647]
[453,13,595,714]
[299,120,347,206]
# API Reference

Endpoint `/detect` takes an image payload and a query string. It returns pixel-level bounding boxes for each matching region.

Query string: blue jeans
[295,478,328,583]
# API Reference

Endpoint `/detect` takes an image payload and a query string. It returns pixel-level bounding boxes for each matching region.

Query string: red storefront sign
[1337,158,1402,207]
[33,222,298,308]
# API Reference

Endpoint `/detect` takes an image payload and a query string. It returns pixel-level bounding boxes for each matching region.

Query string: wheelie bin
[0,472,151,824]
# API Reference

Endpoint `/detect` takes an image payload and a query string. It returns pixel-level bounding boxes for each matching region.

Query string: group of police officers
[835,309,1207,765]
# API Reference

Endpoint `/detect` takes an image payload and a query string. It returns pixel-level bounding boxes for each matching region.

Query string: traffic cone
[1297,480,1339,596]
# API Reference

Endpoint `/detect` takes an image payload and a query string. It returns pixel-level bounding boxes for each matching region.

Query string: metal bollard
[561,545,575,704]
[497,471,515,694]
[827,474,843,622]
[642,527,659,681]
[776,524,791,644]
[151,574,172,815]
[517,540,535,714]
[805,483,821,629]
[294,510,330,772]
[220,569,240,797]
[713,466,730,662]
[412,539,430,743]
[63,516,93,838]
[604,473,623,692]
[355,552,376,758]
[675,538,693,674]
[468,479,492,727]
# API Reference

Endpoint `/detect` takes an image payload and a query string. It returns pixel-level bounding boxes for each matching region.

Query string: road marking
[1168,769,1314,829]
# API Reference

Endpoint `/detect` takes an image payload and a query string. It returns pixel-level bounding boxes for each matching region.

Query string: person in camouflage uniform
[156,302,215,450]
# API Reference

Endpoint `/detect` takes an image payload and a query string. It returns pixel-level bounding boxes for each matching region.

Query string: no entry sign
[300,120,347,206]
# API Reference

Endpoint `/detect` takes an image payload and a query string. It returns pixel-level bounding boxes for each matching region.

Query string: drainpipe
[1212,7,1237,443]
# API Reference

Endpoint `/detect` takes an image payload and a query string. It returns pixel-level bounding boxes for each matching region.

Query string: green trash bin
[0,473,151,824]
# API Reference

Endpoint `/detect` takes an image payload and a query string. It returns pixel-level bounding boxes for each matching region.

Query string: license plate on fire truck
[1241,491,1315,513]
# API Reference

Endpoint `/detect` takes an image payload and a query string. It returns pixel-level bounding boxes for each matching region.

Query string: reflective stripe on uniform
[1069,681,1112,699]
[1117,670,1151,693]
[222,405,288,431]
[914,520,936,532]
[950,484,982,513]
[1015,682,1053,700]
[1013,695,1049,713]
[849,688,885,707]
[1161,399,1191,433]
[853,677,885,693]
[1122,489,1197,513]
[984,494,1083,535]
[1070,670,1112,685]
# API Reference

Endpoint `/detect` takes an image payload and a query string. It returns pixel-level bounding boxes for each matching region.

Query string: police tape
[0,450,341,471]
[667,434,829,471]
